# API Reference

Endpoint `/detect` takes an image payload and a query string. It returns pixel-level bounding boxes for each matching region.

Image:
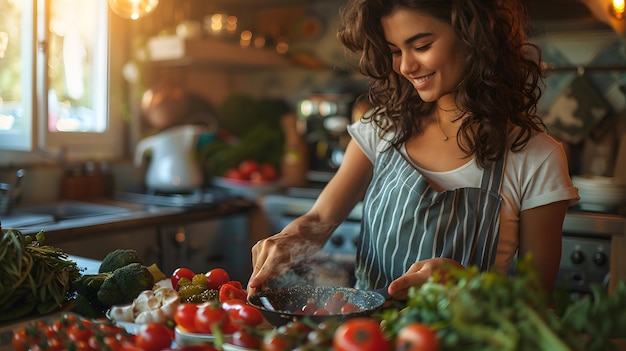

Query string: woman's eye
[389,49,401,56]
[415,43,432,51]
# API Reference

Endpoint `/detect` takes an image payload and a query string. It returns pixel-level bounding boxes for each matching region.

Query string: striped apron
[354,147,505,290]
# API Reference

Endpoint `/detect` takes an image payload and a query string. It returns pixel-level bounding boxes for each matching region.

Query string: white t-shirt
[348,120,580,274]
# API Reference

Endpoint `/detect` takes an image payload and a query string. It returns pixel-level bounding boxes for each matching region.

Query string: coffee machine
[297,93,355,183]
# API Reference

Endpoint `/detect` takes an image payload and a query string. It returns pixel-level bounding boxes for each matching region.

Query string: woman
[248,0,579,300]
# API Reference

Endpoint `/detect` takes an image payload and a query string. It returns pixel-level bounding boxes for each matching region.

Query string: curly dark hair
[337,0,546,168]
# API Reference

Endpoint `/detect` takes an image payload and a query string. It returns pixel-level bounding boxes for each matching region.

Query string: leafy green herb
[380,255,626,351]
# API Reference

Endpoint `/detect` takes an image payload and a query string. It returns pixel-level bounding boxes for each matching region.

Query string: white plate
[175,326,233,346]
[222,343,256,351]
[105,308,142,334]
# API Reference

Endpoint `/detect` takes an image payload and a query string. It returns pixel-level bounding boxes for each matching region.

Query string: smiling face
[381,8,469,104]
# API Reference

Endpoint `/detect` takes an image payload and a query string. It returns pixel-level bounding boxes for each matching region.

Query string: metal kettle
[134,124,215,192]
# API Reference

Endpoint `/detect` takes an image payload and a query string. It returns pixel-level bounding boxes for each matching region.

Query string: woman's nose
[399,53,419,76]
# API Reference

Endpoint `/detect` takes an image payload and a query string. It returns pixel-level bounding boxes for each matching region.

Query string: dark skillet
[248,285,388,327]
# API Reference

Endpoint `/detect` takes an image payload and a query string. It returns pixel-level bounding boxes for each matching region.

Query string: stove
[558,208,622,294]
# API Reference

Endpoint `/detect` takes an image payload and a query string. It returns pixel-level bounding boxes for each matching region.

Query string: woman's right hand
[246,229,327,298]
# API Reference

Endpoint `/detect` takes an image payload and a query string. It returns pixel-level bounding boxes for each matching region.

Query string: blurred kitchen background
[2,0,626,197]
[2,0,626,293]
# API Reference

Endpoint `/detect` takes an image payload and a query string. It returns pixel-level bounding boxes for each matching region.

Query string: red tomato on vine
[333,318,390,351]
[395,323,439,351]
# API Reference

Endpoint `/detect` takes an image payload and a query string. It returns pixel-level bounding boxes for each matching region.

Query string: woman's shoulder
[509,125,563,153]
[506,126,568,168]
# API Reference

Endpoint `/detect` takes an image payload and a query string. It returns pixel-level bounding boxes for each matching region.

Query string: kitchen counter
[1,197,255,246]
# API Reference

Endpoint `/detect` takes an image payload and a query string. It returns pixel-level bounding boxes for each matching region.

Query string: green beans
[0,228,81,321]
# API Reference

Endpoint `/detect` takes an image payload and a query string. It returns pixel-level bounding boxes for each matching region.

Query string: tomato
[259,163,278,181]
[249,170,266,183]
[45,337,66,351]
[221,300,264,326]
[67,324,95,343]
[333,318,390,351]
[325,291,348,313]
[12,329,33,351]
[262,333,291,351]
[135,323,174,351]
[232,329,262,349]
[195,303,229,334]
[172,267,196,290]
[74,340,98,351]
[219,282,247,302]
[301,302,318,315]
[238,160,260,179]
[340,303,359,314]
[314,308,329,315]
[205,268,231,290]
[224,168,246,181]
[395,323,439,351]
[223,280,243,289]
[163,346,218,351]
[175,303,199,332]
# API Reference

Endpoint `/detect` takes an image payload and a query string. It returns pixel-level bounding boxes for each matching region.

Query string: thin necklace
[436,116,450,142]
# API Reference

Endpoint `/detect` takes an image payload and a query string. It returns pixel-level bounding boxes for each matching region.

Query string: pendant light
[108,0,159,20]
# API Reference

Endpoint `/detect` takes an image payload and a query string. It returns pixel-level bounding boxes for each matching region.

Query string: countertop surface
[0,196,256,244]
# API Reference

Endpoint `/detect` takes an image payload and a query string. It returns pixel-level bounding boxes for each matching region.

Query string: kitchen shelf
[147,35,291,69]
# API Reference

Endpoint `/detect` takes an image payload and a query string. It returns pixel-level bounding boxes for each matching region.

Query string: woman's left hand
[387,258,464,300]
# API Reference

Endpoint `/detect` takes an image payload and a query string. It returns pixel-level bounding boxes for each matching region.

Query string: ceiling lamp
[580,0,626,34]
[108,0,159,21]
[611,0,625,19]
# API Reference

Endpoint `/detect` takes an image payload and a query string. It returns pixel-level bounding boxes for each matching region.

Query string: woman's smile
[409,72,436,89]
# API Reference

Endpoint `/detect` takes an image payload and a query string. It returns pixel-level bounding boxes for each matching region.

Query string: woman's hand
[387,258,464,300]
[247,221,333,298]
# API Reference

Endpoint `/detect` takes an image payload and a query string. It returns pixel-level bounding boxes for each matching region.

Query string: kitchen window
[0,0,123,158]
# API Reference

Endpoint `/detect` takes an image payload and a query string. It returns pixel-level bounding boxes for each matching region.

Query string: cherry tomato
[238,160,260,179]
[135,323,174,351]
[340,303,360,314]
[172,267,195,290]
[45,337,66,351]
[314,307,330,315]
[325,291,348,313]
[162,346,218,351]
[195,303,229,334]
[395,323,439,351]
[221,300,264,326]
[12,329,33,351]
[259,163,278,181]
[175,303,199,332]
[262,333,291,351]
[222,280,244,289]
[224,168,246,181]
[333,318,390,351]
[232,329,262,349]
[301,302,319,315]
[249,170,267,183]
[67,324,94,343]
[205,268,231,290]
[219,283,247,302]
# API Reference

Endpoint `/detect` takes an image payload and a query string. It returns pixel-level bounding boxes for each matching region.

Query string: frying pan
[248,285,388,327]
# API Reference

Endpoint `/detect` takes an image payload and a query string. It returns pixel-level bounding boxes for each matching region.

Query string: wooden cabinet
[56,214,252,282]
[158,213,251,282]
[56,227,161,268]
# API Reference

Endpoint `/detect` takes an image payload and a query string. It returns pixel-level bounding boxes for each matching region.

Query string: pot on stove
[134,124,215,192]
